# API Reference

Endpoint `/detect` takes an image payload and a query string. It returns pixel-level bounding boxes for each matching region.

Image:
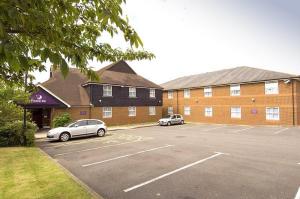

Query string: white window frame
[231,107,241,119]
[204,87,212,97]
[168,90,173,99]
[230,84,240,96]
[149,106,156,115]
[128,106,136,117]
[184,89,190,98]
[266,107,280,121]
[150,88,156,98]
[205,107,213,117]
[167,107,173,115]
[184,106,191,116]
[103,85,112,97]
[129,87,136,98]
[102,107,112,118]
[265,81,279,95]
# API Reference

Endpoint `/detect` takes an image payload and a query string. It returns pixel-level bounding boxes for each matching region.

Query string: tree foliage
[0,81,30,126]
[0,0,155,85]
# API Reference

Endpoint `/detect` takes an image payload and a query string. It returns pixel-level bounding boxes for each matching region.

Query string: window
[230,84,240,96]
[204,87,212,97]
[184,89,190,98]
[103,85,112,97]
[150,89,156,98]
[184,106,191,115]
[231,107,241,119]
[129,87,136,98]
[149,106,156,115]
[168,90,173,99]
[168,107,173,115]
[265,81,279,94]
[72,120,87,127]
[205,107,213,117]
[128,106,136,117]
[88,120,102,125]
[103,107,112,118]
[266,107,280,120]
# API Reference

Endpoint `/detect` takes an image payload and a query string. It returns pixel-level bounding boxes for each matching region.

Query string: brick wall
[163,80,299,126]
[52,106,162,126]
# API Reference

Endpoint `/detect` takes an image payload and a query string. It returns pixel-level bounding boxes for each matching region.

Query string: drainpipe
[89,85,92,119]
[292,80,295,126]
[176,90,179,114]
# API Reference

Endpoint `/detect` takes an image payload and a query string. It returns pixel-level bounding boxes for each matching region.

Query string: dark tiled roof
[161,66,298,90]
[40,61,162,106]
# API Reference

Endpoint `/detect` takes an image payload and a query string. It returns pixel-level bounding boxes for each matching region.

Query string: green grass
[0,147,94,199]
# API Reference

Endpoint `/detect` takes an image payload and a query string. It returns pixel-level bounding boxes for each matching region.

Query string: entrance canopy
[25,87,69,109]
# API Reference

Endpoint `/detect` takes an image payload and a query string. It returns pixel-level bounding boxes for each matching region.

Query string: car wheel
[60,132,70,142]
[97,129,106,137]
[181,120,184,125]
[167,122,171,126]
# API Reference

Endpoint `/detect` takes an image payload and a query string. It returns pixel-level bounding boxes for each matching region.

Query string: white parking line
[297,163,300,165]
[273,128,289,135]
[202,126,225,132]
[82,145,174,167]
[234,126,255,133]
[54,139,147,157]
[294,187,300,199]
[123,152,228,193]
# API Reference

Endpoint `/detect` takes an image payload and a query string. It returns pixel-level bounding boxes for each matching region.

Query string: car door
[86,120,100,135]
[69,120,87,137]
[170,115,176,124]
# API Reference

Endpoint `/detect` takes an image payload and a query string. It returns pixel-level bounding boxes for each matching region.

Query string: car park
[158,114,184,126]
[47,119,107,142]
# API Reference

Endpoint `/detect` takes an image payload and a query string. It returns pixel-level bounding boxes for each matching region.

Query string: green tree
[0,81,29,126]
[0,0,154,85]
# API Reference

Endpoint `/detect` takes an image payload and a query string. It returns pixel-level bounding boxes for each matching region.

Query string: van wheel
[181,120,184,125]
[167,122,171,126]
[60,132,70,142]
[97,129,106,137]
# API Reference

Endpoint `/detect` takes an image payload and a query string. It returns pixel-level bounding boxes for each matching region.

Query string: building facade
[27,61,163,128]
[162,67,300,126]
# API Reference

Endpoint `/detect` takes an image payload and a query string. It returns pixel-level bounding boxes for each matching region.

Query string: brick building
[161,66,300,126]
[27,61,163,128]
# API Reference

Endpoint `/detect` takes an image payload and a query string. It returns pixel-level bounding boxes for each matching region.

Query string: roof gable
[106,60,137,74]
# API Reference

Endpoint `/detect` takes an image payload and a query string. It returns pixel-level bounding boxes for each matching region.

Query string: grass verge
[0,147,94,199]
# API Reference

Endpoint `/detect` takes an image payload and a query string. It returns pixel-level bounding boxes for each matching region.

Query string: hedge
[52,113,72,128]
[0,121,37,147]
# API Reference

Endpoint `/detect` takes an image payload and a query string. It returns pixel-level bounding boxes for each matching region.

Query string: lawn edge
[38,148,105,199]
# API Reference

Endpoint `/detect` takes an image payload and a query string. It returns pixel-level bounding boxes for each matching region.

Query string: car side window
[88,120,102,125]
[75,120,87,127]
[176,115,181,119]
[171,116,176,119]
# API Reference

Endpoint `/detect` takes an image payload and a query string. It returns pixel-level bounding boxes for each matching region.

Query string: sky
[34,0,300,84]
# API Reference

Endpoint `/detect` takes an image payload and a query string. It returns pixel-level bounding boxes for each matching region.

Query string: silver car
[158,114,184,126]
[47,119,107,142]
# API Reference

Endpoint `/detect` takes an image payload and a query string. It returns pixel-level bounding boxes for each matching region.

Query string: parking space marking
[297,163,300,165]
[202,125,225,132]
[234,126,255,133]
[54,139,146,157]
[273,128,289,135]
[42,134,148,149]
[123,152,228,193]
[295,187,300,199]
[82,145,174,167]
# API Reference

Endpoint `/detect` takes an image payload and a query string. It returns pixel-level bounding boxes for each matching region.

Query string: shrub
[53,113,72,128]
[0,120,37,147]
